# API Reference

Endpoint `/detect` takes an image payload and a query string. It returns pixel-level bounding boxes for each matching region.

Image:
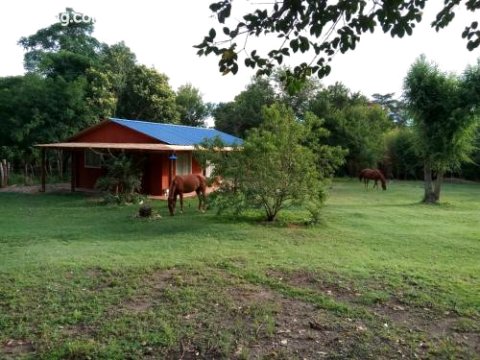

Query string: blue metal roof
[109,118,242,146]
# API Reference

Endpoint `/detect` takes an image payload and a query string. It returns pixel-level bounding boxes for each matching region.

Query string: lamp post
[168,153,177,188]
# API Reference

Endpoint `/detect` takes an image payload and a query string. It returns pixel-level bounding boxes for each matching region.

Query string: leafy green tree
[459,132,480,180]
[116,65,179,122]
[213,76,275,136]
[0,74,95,180]
[85,67,118,118]
[86,42,136,118]
[273,68,322,117]
[308,83,392,175]
[2,8,184,185]
[203,103,332,222]
[404,56,480,203]
[196,1,480,87]
[0,75,43,172]
[19,8,101,80]
[383,128,422,179]
[95,152,144,199]
[176,83,210,126]
[100,42,137,97]
[372,93,409,126]
[86,42,138,117]
[302,112,347,178]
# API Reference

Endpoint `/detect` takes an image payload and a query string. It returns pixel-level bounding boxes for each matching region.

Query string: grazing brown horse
[168,174,207,215]
[359,168,387,190]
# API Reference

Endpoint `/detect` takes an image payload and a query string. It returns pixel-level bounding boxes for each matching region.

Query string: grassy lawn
[0,179,479,359]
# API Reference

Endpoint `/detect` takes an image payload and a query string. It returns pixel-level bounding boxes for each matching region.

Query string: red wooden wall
[70,121,205,195]
[73,151,104,189]
[73,150,204,195]
[72,122,160,144]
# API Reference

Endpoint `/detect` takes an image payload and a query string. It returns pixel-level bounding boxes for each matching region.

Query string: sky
[0,1,479,104]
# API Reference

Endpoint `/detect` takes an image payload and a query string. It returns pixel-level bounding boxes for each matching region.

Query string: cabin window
[84,150,102,169]
[176,153,191,175]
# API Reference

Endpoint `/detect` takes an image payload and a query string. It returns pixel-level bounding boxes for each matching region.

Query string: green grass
[0,179,479,359]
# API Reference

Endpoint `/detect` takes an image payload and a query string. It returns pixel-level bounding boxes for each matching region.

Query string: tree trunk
[3,160,9,186]
[57,150,63,178]
[423,161,437,204]
[434,170,444,202]
[0,161,4,188]
[24,163,29,185]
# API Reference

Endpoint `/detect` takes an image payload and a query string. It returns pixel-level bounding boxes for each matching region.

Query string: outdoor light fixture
[169,153,177,160]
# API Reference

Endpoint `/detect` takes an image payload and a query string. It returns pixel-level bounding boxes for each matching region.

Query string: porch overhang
[35,142,195,151]
[35,143,236,151]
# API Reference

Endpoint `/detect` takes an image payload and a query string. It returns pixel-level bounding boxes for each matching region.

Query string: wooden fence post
[5,160,9,186]
[71,151,76,192]
[41,149,46,192]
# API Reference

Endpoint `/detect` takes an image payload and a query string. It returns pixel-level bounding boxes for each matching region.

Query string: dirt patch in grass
[235,289,357,359]
[266,268,361,303]
[110,268,424,359]
[112,268,182,314]
[0,339,35,359]
[28,267,476,359]
[266,268,480,358]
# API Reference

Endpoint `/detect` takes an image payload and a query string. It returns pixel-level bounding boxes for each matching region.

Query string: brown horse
[359,168,387,190]
[168,174,207,215]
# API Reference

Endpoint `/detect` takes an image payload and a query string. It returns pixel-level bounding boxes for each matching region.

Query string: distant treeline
[1,8,479,185]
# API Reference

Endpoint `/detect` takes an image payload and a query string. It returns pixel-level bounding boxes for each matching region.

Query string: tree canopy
[19,8,101,80]
[404,55,480,203]
[176,84,210,126]
[201,103,338,222]
[213,76,275,136]
[0,8,185,179]
[196,0,480,89]
[116,65,179,122]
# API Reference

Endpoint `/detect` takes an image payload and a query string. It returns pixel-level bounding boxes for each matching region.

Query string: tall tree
[0,74,95,179]
[116,65,179,122]
[308,83,392,175]
[176,84,210,126]
[213,76,275,136]
[100,42,137,97]
[196,1,480,86]
[86,42,138,117]
[302,111,347,178]
[273,68,322,117]
[404,56,480,203]
[372,93,408,126]
[383,128,422,180]
[19,8,101,80]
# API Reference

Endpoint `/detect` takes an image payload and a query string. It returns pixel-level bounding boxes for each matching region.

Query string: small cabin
[37,118,241,195]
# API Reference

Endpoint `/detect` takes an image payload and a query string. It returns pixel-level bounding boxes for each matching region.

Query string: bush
[101,192,146,205]
[199,104,334,222]
[138,204,153,218]
[95,152,144,204]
